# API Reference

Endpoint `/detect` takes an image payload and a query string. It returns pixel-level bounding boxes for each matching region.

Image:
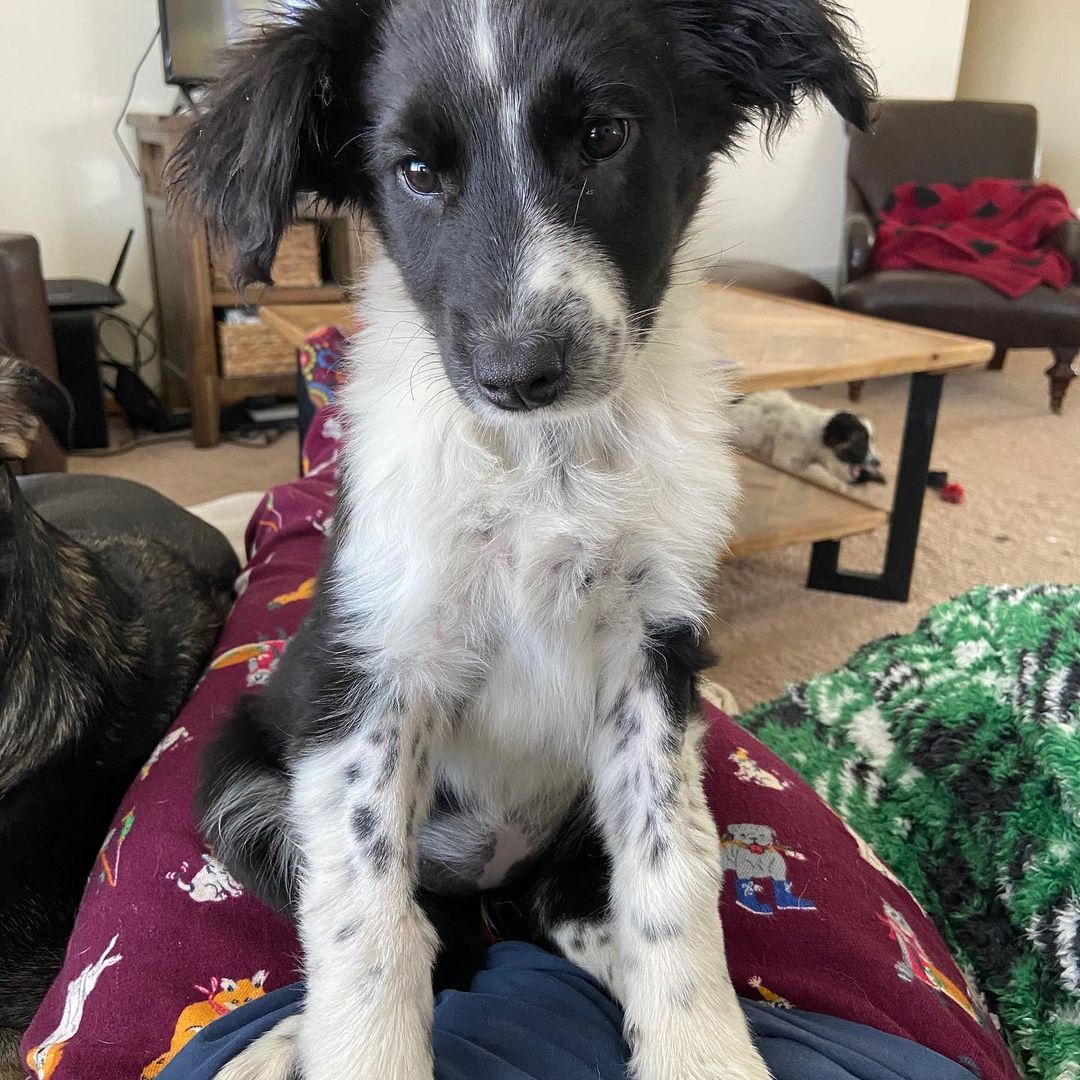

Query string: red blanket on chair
[871,178,1076,298]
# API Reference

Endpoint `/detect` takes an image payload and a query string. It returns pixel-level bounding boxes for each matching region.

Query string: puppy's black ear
[167,2,380,290]
[661,0,876,150]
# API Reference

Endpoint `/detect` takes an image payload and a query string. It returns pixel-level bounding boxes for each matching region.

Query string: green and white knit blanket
[740,584,1080,1080]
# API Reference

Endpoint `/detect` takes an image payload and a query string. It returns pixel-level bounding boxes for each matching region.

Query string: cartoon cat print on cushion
[140,971,268,1079]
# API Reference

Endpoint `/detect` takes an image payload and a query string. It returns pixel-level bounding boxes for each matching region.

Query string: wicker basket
[327,215,379,286]
[216,319,296,378]
[210,222,322,290]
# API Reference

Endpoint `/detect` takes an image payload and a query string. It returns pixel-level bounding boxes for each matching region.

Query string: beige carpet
[708,350,1078,708]
[69,429,297,506]
[70,350,1077,710]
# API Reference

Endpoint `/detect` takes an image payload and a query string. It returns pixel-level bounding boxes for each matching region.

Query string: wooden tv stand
[127,113,361,447]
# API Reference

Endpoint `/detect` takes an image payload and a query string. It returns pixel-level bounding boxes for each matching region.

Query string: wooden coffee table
[262,287,993,601]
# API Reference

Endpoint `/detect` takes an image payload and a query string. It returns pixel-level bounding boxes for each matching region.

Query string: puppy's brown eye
[401,159,442,196]
[581,118,629,163]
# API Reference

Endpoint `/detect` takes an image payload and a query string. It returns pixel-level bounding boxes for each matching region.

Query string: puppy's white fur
[218,238,770,1080]
[333,249,735,713]
[215,1014,302,1080]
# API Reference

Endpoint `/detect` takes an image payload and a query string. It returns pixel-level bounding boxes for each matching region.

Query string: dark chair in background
[0,233,66,473]
[838,100,1080,413]
[708,260,835,307]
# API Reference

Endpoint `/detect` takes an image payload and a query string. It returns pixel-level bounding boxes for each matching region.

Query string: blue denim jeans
[160,941,978,1080]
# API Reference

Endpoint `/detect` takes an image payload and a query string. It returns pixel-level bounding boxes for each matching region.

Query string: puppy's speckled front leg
[292,699,439,1080]
[592,626,771,1080]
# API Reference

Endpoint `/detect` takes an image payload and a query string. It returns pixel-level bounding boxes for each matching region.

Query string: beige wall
[696,0,972,283]
[958,0,1080,203]
[1,0,971,338]
[0,1,177,336]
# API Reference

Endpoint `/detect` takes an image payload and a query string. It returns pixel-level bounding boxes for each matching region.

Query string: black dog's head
[171,0,873,418]
[823,409,885,484]
[0,356,72,466]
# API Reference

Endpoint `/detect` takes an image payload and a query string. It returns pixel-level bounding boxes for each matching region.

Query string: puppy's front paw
[296,1006,434,1080]
[212,1010,434,1080]
[214,1014,301,1080]
[627,1019,772,1080]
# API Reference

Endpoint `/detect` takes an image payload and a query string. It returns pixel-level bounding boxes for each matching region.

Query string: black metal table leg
[807,370,944,602]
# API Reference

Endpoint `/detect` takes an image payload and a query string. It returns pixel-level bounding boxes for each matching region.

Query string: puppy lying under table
[731,389,886,492]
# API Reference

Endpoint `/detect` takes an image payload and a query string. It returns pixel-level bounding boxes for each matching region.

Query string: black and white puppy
[731,389,886,491]
[173,2,873,1078]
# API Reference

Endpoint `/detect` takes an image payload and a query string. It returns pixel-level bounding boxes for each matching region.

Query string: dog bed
[23,401,1020,1080]
[740,583,1080,1080]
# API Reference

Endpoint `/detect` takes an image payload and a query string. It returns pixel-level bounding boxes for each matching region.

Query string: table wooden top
[261,285,994,391]
[701,285,994,391]
[262,294,904,559]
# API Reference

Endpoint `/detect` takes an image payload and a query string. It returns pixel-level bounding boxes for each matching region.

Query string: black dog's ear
[0,355,74,460]
[167,3,380,290]
[661,0,876,150]
[822,411,864,447]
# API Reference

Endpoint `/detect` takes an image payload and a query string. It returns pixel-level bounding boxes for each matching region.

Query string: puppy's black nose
[474,342,566,411]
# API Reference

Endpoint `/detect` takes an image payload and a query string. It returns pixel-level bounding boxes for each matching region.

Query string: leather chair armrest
[1046,219,1080,281]
[843,181,875,284]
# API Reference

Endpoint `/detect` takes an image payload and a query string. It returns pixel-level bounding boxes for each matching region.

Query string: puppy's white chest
[463,500,627,723]
[486,498,618,618]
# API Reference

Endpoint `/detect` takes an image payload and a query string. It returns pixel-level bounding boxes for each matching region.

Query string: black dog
[0,357,238,1073]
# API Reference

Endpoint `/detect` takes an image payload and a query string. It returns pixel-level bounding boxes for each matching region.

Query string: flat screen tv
[158,0,286,86]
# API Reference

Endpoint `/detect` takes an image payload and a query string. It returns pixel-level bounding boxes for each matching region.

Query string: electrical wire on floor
[224,423,295,449]
[95,306,189,435]
[71,420,297,457]
[72,428,193,458]
[98,310,157,375]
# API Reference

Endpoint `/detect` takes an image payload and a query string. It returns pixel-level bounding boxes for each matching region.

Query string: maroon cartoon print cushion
[23,406,1019,1080]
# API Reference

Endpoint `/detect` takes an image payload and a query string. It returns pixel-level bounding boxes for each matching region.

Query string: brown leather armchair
[838,100,1080,413]
[0,233,66,471]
